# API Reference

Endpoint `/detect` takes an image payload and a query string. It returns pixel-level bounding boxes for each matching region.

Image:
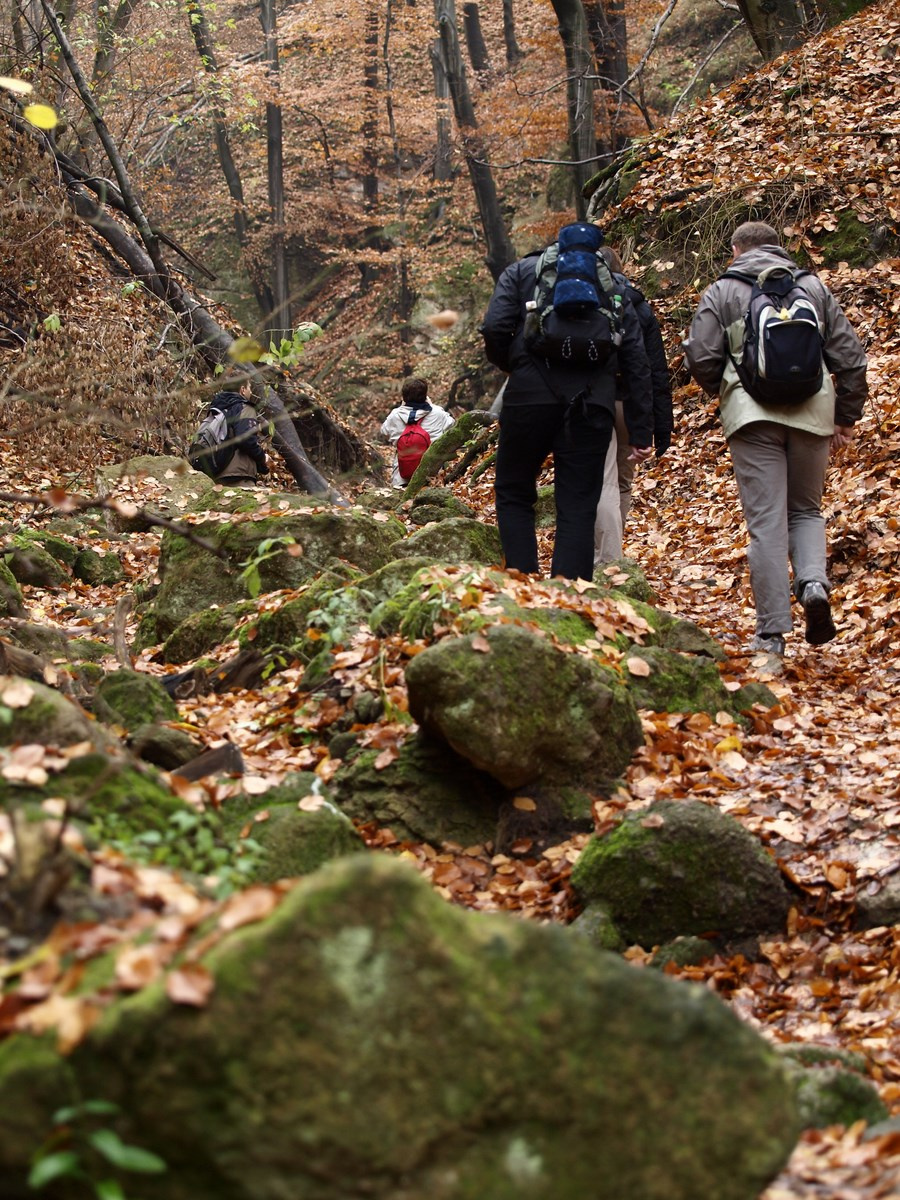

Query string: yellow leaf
[626,656,651,677]
[23,103,58,130]
[228,336,264,362]
[714,735,742,753]
[512,796,537,811]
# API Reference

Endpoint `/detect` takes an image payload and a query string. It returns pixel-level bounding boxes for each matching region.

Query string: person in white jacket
[380,376,455,488]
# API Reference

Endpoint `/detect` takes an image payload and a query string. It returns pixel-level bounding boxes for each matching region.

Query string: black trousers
[495,402,613,581]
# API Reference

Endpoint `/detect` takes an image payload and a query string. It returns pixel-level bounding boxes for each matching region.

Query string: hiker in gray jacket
[684,220,868,657]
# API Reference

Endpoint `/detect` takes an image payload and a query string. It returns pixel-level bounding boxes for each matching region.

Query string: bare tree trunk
[734,0,808,58]
[502,0,524,66]
[260,0,290,341]
[550,0,596,217]
[185,0,276,324]
[430,39,453,181]
[462,2,491,76]
[583,0,625,89]
[363,6,379,210]
[434,0,516,279]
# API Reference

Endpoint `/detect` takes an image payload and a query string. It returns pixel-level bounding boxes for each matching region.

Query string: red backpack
[396,414,432,480]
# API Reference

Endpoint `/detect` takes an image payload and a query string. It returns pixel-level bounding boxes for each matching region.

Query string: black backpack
[524,222,623,367]
[188,392,244,477]
[722,265,824,405]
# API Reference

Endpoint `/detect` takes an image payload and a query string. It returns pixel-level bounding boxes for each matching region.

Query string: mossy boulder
[0,676,117,750]
[5,536,70,589]
[388,517,502,566]
[855,872,900,929]
[72,547,125,586]
[163,600,257,664]
[152,509,404,639]
[129,723,201,770]
[0,559,24,617]
[331,731,502,846]
[96,456,216,530]
[93,671,178,732]
[622,645,735,715]
[223,778,367,882]
[410,486,474,519]
[571,800,791,948]
[778,1046,889,1128]
[0,855,801,1199]
[11,529,77,567]
[405,624,643,790]
[594,558,658,603]
[568,902,625,952]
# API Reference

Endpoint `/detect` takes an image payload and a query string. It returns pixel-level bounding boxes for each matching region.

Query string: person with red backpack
[380,376,455,488]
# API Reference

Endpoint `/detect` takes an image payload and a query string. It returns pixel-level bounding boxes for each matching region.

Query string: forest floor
[4,364,900,1195]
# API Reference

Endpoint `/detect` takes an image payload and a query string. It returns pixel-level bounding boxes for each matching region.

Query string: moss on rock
[93,670,178,732]
[570,800,791,948]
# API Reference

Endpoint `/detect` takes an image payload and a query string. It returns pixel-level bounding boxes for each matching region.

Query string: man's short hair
[731,221,781,252]
[599,245,624,274]
[401,376,429,407]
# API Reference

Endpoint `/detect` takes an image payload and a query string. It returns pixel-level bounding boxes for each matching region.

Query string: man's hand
[831,425,855,451]
[258,457,270,475]
[628,445,654,462]
[653,430,672,458]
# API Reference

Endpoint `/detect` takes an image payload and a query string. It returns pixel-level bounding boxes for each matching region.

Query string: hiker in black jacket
[215,380,269,487]
[481,229,654,581]
[594,246,674,562]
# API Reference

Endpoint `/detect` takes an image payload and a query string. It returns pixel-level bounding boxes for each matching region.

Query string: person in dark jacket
[684,220,868,656]
[594,246,673,563]
[481,227,654,582]
[215,380,270,487]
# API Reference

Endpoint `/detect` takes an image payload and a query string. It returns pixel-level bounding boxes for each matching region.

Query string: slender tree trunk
[185,0,275,323]
[462,2,491,76]
[602,0,628,87]
[429,39,453,181]
[734,0,808,58]
[583,0,624,89]
[362,6,379,210]
[434,0,516,279]
[260,0,290,341]
[550,0,596,217]
[502,0,524,66]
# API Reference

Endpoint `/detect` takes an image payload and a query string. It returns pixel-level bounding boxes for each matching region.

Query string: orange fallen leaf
[167,963,214,1007]
[218,886,279,931]
[626,656,651,677]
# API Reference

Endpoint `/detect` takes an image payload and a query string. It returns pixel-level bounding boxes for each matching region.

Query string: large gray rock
[0,855,801,1199]
[96,455,217,530]
[571,800,791,947]
[405,624,643,790]
[388,517,502,565]
[0,675,116,750]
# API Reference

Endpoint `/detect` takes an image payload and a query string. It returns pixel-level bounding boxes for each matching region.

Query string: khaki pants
[728,421,831,637]
[593,401,636,564]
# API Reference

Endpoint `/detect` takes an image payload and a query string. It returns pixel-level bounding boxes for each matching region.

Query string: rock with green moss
[96,456,216,530]
[151,509,404,639]
[571,800,791,948]
[163,600,257,664]
[5,536,69,589]
[129,723,201,770]
[0,559,24,617]
[222,779,366,882]
[0,854,801,1199]
[0,675,118,751]
[388,517,502,566]
[93,670,178,732]
[356,556,437,612]
[332,731,502,845]
[651,936,717,970]
[731,681,779,713]
[405,624,642,790]
[778,1047,889,1128]
[622,645,736,715]
[410,487,474,519]
[568,902,625,951]
[401,411,492,497]
[594,558,658,603]
[72,547,125,586]
[12,529,77,567]
[239,573,370,659]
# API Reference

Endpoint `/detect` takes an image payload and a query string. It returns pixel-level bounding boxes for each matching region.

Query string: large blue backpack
[524,223,624,367]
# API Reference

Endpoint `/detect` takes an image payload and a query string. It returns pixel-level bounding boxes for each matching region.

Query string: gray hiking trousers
[728,421,831,637]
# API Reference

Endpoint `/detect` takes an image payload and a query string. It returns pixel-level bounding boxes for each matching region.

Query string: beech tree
[550,0,596,217]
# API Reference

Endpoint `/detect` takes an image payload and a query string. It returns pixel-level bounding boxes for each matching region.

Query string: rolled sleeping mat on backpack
[557,222,604,253]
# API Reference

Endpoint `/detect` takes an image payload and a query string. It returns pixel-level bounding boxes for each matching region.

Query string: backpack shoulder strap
[531,244,558,308]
